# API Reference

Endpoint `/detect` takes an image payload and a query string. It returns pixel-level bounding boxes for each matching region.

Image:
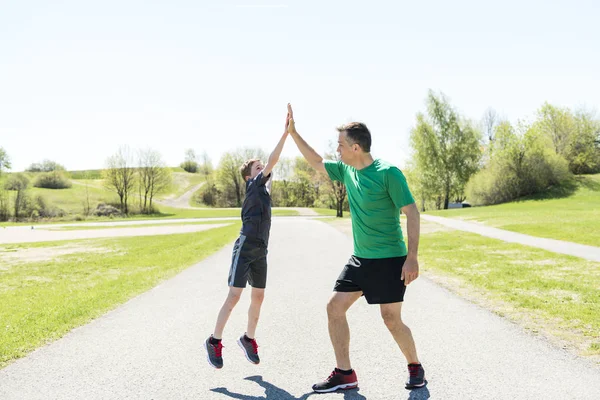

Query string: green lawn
[427,174,600,246]
[312,208,338,216]
[419,229,600,356]
[0,223,241,368]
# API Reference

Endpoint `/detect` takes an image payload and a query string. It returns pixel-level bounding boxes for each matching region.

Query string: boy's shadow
[211,375,366,400]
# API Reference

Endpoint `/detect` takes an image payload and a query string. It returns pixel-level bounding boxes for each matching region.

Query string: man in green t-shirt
[286,104,426,393]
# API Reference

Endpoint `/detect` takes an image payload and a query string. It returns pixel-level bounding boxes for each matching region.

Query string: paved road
[422,214,600,262]
[156,183,206,209]
[1,218,598,399]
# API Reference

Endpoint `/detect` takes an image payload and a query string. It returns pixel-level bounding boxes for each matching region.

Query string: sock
[335,368,353,375]
[244,334,254,341]
[209,336,221,345]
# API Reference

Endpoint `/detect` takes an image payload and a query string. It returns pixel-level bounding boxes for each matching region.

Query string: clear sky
[1,0,599,172]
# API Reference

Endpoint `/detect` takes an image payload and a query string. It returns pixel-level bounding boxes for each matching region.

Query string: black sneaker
[237,335,260,364]
[204,336,223,369]
[312,369,358,393]
[405,364,426,389]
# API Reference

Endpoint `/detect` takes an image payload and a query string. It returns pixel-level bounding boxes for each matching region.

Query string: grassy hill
[427,174,600,246]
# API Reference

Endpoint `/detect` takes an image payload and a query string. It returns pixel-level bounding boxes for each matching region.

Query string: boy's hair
[337,122,371,153]
[240,158,260,180]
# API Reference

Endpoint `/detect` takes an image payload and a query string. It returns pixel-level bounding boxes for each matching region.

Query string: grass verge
[0,223,240,368]
[426,174,600,246]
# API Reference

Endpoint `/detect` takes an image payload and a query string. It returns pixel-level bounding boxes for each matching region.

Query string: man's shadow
[211,375,366,400]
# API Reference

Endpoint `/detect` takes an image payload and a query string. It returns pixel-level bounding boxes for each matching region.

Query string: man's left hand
[401,257,419,286]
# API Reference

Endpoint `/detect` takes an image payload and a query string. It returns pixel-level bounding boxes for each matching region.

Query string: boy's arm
[262,130,288,178]
[286,104,326,174]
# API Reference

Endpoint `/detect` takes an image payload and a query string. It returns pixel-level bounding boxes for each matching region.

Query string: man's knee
[327,297,347,318]
[380,307,402,328]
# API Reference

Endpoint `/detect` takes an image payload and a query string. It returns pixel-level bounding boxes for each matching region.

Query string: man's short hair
[240,158,259,179]
[337,122,371,153]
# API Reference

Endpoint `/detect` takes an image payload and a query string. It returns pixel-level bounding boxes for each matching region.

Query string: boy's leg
[246,287,265,338]
[213,286,243,339]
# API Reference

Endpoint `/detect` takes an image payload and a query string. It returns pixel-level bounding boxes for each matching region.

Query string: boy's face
[248,160,264,180]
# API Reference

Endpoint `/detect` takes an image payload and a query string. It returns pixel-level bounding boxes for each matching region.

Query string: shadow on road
[211,375,366,400]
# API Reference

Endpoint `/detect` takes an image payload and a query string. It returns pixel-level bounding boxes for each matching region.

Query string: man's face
[337,131,358,164]
[249,160,264,180]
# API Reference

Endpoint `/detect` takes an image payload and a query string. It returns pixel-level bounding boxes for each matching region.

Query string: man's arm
[286,104,326,174]
[400,203,420,285]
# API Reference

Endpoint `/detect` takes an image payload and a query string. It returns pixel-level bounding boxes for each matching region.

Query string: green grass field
[427,174,600,246]
[0,223,241,368]
[419,228,600,356]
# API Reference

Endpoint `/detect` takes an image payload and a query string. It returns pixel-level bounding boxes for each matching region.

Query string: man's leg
[326,291,363,370]
[246,287,265,338]
[380,302,419,364]
[213,286,244,339]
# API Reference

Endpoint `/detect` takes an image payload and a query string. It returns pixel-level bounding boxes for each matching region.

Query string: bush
[33,171,72,189]
[94,203,122,217]
[33,195,66,218]
[466,146,570,205]
[4,173,29,191]
[180,161,199,173]
[194,180,219,206]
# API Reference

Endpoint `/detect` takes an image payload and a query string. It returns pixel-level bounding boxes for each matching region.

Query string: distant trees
[26,159,65,172]
[137,148,172,214]
[406,91,600,209]
[104,147,136,215]
[408,90,482,210]
[0,147,10,176]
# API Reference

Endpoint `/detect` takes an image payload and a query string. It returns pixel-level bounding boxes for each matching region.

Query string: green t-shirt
[324,159,415,259]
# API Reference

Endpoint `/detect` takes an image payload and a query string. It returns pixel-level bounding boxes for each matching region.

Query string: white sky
[1,0,599,171]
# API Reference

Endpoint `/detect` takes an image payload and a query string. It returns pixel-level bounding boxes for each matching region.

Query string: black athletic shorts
[334,255,407,304]
[227,235,268,289]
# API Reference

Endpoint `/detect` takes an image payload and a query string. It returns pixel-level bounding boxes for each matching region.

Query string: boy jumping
[204,108,290,369]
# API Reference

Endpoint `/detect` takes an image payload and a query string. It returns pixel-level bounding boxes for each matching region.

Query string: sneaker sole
[313,382,358,393]
[204,341,223,369]
[405,379,427,390]
[237,338,260,365]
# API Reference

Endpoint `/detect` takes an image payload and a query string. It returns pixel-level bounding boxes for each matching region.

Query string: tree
[181,148,199,173]
[104,147,136,215]
[199,151,213,178]
[324,144,347,217]
[137,149,172,213]
[536,103,573,158]
[409,90,482,209]
[272,157,293,206]
[568,109,600,174]
[26,159,66,172]
[0,147,10,175]
[6,173,30,220]
[482,107,498,144]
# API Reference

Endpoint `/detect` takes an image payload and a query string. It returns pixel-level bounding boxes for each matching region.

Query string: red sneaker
[312,369,358,393]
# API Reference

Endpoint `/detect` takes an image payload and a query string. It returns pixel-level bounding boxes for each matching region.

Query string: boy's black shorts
[228,235,268,289]
[334,255,407,304]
